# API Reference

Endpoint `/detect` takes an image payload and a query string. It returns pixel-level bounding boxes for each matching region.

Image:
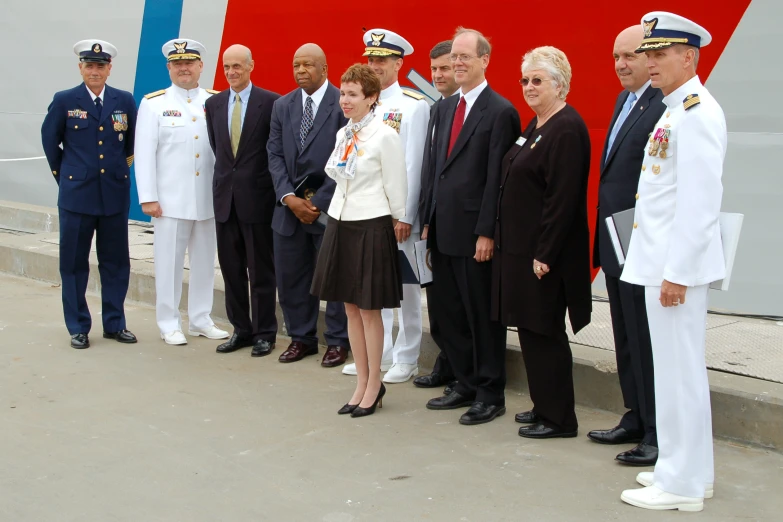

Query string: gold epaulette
[683,94,701,111]
[144,89,166,99]
[206,89,220,95]
[402,89,424,100]
[126,155,134,167]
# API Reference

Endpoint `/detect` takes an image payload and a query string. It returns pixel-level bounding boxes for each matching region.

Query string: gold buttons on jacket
[641,165,646,171]
[358,149,365,157]
[652,165,661,175]
[52,170,57,175]
[187,99,192,103]
[192,117,197,122]
[635,194,639,200]
[194,135,198,139]
[74,125,79,129]
[99,154,104,159]
[195,153,200,158]
[100,169,105,174]
[666,112,670,118]
[633,223,638,229]
[98,141,103,146]
[69,176,73,180]
[196,171,200,176]
[99,126,104,131]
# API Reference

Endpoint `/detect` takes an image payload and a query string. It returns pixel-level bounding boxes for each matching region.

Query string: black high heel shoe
[351,383,386,418]
[337,403,359,415]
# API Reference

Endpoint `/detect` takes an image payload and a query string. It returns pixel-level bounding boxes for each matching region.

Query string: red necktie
[447,96,467,157]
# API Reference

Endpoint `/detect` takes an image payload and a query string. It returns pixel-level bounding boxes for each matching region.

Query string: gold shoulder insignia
[144,89,166,99]
[683,94,701,111]
[402,89,424,100]
[206,89,220,95]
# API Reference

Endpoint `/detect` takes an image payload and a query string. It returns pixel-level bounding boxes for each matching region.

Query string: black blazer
[267,82,347,236]
[423,86,521,257]
[205,85,281,224]
[594,86,665,277]
[417,99,439,234]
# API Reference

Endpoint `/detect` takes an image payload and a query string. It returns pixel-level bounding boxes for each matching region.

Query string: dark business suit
[594,86,664,445]
[418,97,453,380]
[41,83,136,335]
[205,84,280,343]
[267,82,348,348]
[422,86,521,405]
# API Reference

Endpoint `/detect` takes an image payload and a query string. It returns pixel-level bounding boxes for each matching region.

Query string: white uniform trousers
[646,284,713,499]
[382,232,423,365]
[153,216,217,334]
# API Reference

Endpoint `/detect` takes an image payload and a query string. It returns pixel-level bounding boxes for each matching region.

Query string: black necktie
[95,96,102,116]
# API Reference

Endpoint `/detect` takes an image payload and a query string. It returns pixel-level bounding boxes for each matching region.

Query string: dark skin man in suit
[205,44,281,357]
[588,26,665,466]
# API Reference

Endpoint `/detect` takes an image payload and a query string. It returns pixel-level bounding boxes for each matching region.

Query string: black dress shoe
[216,333,254,353]
[70,333,89,349]
[587,426,644,445]
[518,422,578,439]
[443,380,458,396]
[515,410,540,424]
[413,373,453,388]
[103,329,137,343]
[616,442,658,466]
[459,402,506,425]
[426,391,474,410]
[251,340,275,357]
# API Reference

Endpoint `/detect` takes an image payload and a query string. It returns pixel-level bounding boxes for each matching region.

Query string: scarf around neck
[325,110,376,180]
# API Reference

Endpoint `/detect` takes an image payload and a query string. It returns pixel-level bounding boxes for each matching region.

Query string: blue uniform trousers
[59,208,130,334]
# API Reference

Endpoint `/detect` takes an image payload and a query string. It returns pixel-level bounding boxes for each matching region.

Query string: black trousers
[518,285,578,431]
[428,245,507,405]
[216,204,277,343]
[425,286,455,379]
[605,274,657,445]
[273,224,348,348]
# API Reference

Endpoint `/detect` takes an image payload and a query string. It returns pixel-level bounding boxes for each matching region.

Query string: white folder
[413,239,433,287]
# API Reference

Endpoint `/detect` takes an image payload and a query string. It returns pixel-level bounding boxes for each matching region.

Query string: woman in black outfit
[492,46,592,439]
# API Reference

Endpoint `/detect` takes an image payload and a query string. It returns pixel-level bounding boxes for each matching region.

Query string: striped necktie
[300,96,314,148]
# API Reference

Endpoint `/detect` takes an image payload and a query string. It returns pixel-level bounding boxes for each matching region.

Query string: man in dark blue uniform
[41,39,138,349]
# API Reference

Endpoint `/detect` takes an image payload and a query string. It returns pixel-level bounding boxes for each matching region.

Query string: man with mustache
[135,39,228,345]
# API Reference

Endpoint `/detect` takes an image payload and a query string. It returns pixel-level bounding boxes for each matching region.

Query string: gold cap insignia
[93,43,102,53]
[643,19,657,38]
[174,42,187,54]
[371,33,385,46]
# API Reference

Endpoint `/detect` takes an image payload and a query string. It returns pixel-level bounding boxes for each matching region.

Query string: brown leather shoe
[321,345,349,367]
[278,341,318,363]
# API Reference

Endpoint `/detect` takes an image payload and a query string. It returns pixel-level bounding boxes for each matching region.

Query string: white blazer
[134,85,217,221]
[326,117,407,222]
[621,76,727,288]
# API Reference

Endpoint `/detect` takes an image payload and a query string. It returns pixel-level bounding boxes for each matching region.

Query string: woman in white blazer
[311,64,407,418]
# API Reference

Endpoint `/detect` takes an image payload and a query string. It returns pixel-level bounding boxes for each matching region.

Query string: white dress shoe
[342,360,393,376]
[636,472,714,499]
[382,363,419,383]
[161,330,187,345]
[188,325,229,339]
[621,485,703,512]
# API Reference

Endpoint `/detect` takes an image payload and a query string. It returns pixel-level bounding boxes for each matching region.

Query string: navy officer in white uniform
[41,40,137,349]
[341,28,430,383]
[619,12,726,513]
[134,39,229,345]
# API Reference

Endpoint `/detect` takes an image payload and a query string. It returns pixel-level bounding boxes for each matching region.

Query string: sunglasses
[519,78,554,86]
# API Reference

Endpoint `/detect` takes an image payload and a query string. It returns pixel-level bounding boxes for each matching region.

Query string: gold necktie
[230,93,242,156]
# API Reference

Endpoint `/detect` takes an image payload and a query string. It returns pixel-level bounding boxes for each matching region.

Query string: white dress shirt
[302,79,329,116]
[85,85,106,104]
[458,79,488,122]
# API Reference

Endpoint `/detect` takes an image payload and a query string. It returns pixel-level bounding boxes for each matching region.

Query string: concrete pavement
[0,274,781,521]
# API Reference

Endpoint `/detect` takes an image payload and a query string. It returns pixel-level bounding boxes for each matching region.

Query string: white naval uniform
[134,85,219,335]
[377,82,430,365]
[621,76,726,499]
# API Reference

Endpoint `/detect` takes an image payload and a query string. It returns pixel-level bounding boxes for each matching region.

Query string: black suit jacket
[267,82,347,236]
[423,86,521,257]
[417,98,439,234]
[594,86,665,277]
[205,85,281,224]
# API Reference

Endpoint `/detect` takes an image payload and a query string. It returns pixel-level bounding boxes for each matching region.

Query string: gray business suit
[267,82,349,348]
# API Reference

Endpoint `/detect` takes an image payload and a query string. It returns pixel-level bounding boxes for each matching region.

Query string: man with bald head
[587,25,664,466]
[267,43,351,366]
[205,44,281,357]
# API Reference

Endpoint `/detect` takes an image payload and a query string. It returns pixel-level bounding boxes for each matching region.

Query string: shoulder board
[402,89,425,100]
[683,94,701,111]
[206,89,220,95]
[144,89,166,99]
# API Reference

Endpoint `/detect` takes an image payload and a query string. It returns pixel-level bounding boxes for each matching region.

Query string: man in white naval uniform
[341,28,430,383]
[135,39,229,345]
[619,13,726,512]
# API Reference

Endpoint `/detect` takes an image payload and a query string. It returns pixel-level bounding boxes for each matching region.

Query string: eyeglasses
[519,78,554,86]
[449,54,478,62]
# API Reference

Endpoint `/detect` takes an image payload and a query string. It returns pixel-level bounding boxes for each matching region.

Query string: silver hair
[521,46,572,100]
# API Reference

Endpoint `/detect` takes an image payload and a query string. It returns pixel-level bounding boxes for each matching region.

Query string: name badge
[515,136,527,146]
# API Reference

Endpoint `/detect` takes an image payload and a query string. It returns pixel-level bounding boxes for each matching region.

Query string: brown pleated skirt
[311,215,402,310]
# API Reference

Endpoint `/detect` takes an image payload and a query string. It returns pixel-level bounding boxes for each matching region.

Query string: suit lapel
[442,87,490,171]
[236,87,263,160]
[501,144,524,185]
[435,95,458,172]
[302,85,336,153]
[76,83,100,121]
[289,90,304,150]
[212,91,231,159]
[603,88,657,173]
[600,93,626,172]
